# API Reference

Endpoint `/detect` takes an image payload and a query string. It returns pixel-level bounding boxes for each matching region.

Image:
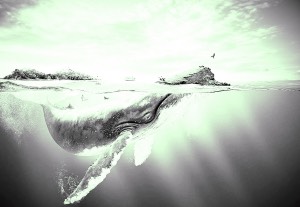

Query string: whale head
[42,93,178,155]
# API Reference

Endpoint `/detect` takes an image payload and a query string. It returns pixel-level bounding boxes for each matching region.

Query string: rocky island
[159,66,230,86]
[3,69,93,80]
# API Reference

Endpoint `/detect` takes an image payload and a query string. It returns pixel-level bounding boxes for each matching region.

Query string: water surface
[0,80,299,207]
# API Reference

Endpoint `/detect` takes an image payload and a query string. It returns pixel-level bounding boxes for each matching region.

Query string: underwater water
[0,80,299,207]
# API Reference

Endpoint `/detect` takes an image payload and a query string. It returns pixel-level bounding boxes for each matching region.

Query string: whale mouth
[113,94,171,135]
[114,122,139,134]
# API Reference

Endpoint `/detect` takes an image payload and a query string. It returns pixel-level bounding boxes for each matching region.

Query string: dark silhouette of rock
[160,66,230,86]
[3,69,94,80]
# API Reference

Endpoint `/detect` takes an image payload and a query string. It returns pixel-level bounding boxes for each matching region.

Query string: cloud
[0,0,297,81]
[0,0,37,26]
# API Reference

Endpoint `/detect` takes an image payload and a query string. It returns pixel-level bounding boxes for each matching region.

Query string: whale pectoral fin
[64,131,133,205]
[134,136,154,166]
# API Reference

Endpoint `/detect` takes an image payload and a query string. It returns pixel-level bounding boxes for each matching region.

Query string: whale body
[42,91,186,204]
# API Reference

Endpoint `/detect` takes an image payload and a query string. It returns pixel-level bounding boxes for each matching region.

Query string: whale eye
[143,112,152,121]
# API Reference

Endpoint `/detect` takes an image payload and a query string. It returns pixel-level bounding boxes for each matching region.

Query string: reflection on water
[0,80,300,206]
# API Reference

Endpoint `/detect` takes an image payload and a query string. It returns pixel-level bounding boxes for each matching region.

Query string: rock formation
[160,66,230,86]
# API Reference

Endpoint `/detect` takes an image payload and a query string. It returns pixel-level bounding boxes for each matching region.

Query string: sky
[0,0,299,82]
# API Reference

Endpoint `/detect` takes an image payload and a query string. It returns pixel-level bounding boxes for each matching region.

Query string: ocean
[0,80,299,207]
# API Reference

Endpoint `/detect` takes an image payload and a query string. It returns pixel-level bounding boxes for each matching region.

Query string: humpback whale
[1,81,190,204]
[42,92,186,204]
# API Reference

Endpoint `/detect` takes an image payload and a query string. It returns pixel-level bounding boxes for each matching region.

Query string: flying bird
[211,53,215,58]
